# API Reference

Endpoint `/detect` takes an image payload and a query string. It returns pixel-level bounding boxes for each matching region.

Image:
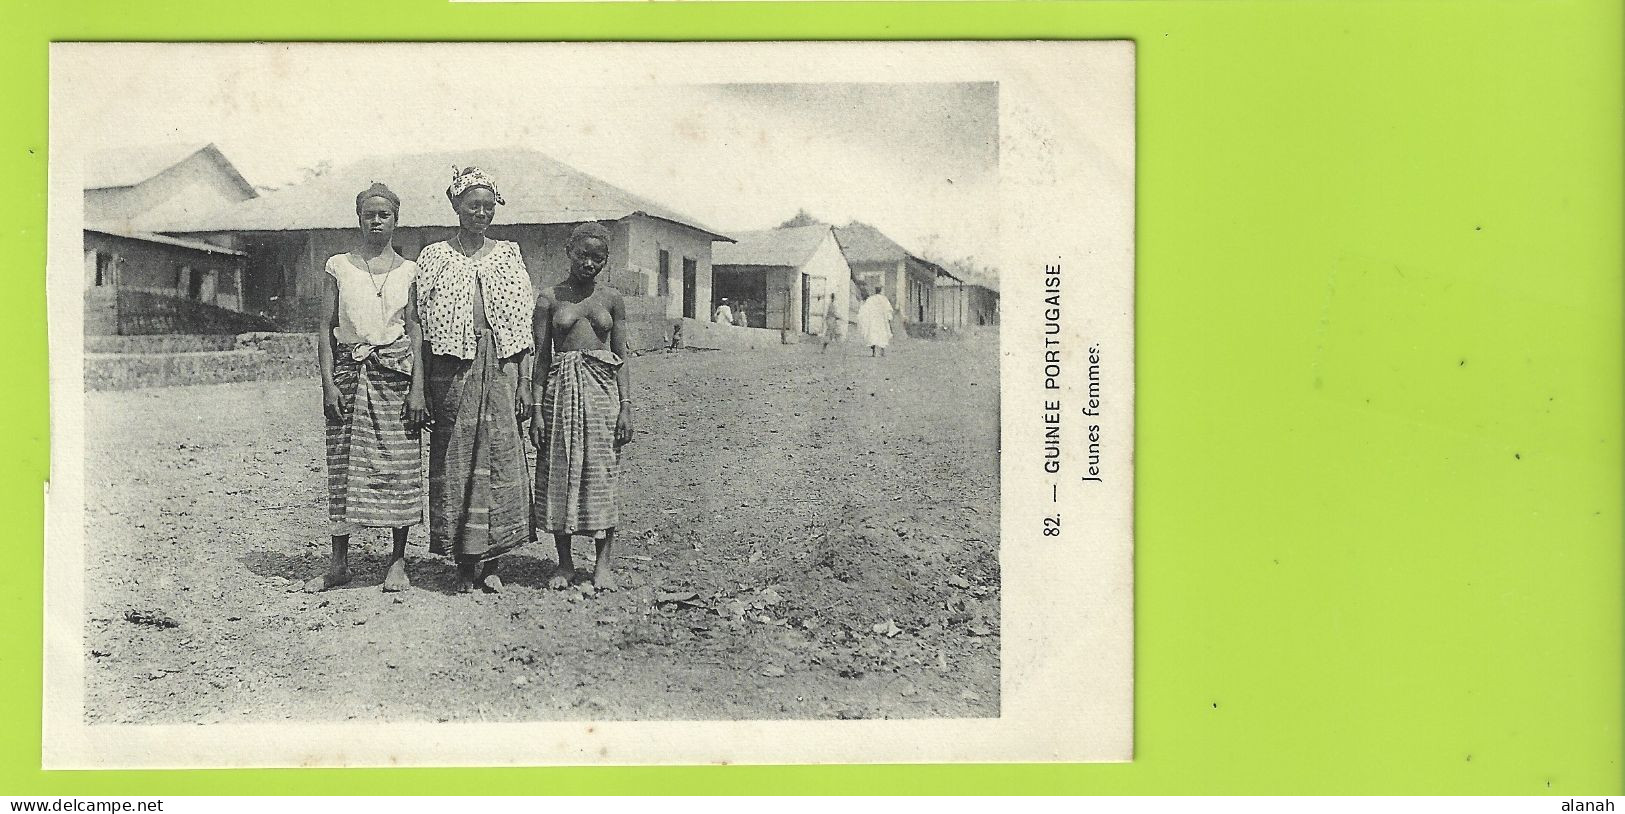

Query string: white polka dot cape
[416,240,536,360]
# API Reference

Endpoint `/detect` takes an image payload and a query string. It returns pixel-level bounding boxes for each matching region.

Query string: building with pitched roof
[151,147,732,331]
[711,224,857,335]
[85,143,259,231]
[832,221,943,328]
[933,273,1001,328]
[82,143,260,332]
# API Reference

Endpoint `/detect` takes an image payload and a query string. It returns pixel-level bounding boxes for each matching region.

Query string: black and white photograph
[44,41,1134,767]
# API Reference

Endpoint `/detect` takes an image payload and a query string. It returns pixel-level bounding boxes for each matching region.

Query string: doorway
[799,274,811,333]
[681,257,697,319]
[658,249,672,299]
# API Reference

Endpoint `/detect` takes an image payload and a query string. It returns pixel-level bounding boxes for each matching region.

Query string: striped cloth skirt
[426,330,532,561]
[535,349,623,537]
[326,336,423,534]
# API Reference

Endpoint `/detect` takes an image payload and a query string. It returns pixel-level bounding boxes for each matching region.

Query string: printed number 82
[1043,515,1061,537]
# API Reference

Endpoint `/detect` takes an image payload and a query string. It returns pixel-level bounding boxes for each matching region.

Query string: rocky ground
[82,333,1000,723]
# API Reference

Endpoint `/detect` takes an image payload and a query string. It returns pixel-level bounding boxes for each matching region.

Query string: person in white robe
[857,287,895,357]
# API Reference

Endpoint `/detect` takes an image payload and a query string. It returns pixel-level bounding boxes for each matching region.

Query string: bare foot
[382,559,409,593]
[454,559,478,594]
[474,561,504,594]
[548,566,573,591]
[589,568,618,593]
[302,569,351,593]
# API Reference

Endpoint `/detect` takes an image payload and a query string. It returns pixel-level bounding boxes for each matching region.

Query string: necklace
[356,251,398,299]
[454,232,484,259]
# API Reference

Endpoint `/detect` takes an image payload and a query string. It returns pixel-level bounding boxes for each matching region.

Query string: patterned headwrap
[446,166,505,205]
[568,221,613,248]
[355,182,400,214]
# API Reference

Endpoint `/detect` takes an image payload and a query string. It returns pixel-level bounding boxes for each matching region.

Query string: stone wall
[85,333,319,391]
[85,288,281,336]
[673,318,800,351]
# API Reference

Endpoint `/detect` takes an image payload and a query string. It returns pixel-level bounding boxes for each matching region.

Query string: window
[177,266,207,301]
[94,252,116,286]
[198,269,217,303]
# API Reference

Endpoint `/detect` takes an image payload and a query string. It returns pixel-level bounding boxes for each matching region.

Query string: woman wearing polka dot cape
[412,166,536,593]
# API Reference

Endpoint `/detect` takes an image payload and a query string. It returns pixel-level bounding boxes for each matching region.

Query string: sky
[69,45,999,265]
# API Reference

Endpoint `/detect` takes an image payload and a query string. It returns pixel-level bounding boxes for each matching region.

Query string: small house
[934,279,1001,328]
[833,221,941,327]
[711,225,857,336]
[82,143,259,332]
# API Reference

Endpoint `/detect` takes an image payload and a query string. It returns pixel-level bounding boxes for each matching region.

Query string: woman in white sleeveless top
[305,183,426,593]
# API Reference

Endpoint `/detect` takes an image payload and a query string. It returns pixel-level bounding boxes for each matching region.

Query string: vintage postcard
[43,41,1134,767]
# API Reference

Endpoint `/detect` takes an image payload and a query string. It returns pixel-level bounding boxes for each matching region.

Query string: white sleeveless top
[325,252,418,349]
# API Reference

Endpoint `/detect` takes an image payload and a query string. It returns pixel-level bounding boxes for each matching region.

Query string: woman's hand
[529,406,545,450]
[404,390,430,430]
[323,382,344,423]
[516,381,533,422]
[615,403,634,447]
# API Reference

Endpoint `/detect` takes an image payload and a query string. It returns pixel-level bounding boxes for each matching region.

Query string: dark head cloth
[569,221,613,248]
[355,182,401,214]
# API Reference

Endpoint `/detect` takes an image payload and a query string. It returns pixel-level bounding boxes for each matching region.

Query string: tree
[914,231,948,261]
[778,209,825,228]
[299,159,333,183]
[938,254,998,287]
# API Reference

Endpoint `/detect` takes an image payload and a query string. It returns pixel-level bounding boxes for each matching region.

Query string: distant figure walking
[307,182,424,593]
[734,304,750,328]
[714,298,734,326]
[416,166,536,594]
[857,286,895,357]
[532,222,635,593]
[821,292,843,353]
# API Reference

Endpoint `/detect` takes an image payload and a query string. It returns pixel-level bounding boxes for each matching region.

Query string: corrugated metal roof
[150,147,731,241]
[833,221,996,290]
[833,221,916,265]
[86,227,246,256]
[941,279,1000,294]
[924,259,963,282]
[85,143,211,190]
[84,143,256,199]
[712,224,833,268]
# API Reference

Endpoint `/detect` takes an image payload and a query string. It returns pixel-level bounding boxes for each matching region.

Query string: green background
[2,0,1620,796]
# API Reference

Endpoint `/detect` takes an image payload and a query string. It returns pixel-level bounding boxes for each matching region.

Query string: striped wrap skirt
[426,330,532,561]
[326,336,424,534]
[535,349,623,537]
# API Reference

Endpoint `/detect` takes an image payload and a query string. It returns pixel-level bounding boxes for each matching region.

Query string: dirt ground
[82,334,1000,723]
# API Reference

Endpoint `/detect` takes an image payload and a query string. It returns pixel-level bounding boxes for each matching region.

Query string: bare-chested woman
[530,221,634,592]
